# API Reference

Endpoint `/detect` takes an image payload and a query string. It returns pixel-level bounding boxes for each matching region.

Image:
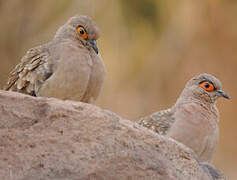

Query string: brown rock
[0,90,211,180]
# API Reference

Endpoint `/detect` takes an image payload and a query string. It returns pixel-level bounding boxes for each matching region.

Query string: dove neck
[174,88,219,120]
[175,88,216,108]
[174,95,219,123]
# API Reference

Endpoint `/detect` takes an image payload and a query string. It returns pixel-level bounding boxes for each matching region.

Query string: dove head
[178,73,230,104]
[55,15,100,54]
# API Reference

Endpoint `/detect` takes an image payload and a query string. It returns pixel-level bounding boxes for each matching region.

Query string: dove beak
[217,90,230,99]
[88,39,99,54]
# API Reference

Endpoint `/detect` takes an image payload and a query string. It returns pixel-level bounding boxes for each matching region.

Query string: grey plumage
[200,162,226,180]
[138,73,229,162]
[4,15,106,103]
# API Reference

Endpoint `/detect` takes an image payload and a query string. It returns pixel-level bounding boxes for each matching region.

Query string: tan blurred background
[0,0,236,179]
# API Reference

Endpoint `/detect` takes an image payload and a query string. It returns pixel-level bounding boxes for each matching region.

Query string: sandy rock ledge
[0,90,212,180]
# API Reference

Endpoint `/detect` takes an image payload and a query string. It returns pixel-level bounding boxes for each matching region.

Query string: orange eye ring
[200,81,215,92]
[77,26,88,39]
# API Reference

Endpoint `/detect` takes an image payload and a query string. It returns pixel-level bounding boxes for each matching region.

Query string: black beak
[217,90,230,99]
[87,39,99,54]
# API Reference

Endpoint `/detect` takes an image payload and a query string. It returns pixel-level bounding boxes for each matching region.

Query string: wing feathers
[138,108,175,135]
[4,45,53,96]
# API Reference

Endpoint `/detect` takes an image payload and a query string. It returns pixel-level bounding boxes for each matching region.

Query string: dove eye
[77,26,88,39]
[200,81,215,92]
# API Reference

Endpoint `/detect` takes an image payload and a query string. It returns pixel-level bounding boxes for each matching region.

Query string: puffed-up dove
[138,73,229,162]
[4,15,106,103]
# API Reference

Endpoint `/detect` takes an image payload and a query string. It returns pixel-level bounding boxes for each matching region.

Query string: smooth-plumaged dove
[138,73,229,162]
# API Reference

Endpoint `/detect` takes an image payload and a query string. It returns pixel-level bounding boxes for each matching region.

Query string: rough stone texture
[0,90,212,180]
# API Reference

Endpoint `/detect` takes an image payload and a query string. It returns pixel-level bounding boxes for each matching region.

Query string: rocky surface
[0,90,213,180]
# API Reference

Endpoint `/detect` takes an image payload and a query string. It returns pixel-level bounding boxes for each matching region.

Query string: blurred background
[0,0,236,178]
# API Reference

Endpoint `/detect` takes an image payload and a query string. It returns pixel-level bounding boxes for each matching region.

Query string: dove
[138,73,229,162]
[4,15,106,103]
